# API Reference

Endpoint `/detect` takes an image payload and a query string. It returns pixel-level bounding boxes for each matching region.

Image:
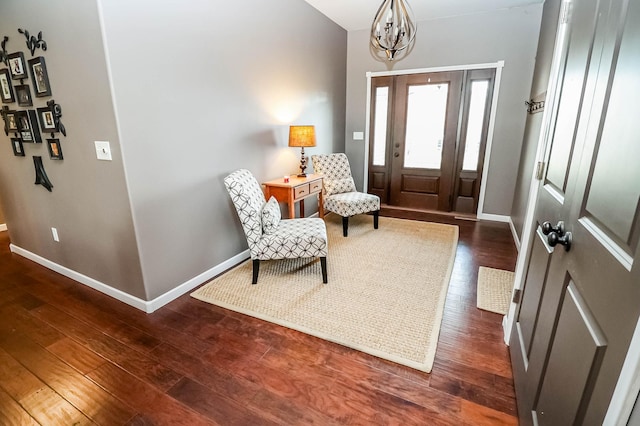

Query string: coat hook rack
[525,91,546,114]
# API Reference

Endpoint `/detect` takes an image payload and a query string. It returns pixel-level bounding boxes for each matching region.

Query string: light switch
[353,131,364,140]
[95,141,112,161]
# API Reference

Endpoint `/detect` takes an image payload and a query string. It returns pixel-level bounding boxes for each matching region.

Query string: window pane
[404,83,449,169]
[372,86,389,166]
[462,80,489,171]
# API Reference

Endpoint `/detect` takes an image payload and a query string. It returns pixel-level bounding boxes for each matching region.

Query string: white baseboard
[146,249,250,312]
[509,217,521,252]
[0,224,7,232]
[9,243,250,313]
[476,213,511,223]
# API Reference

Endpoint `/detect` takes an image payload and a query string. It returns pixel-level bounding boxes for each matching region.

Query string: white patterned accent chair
[311,153,380,237]
[224,169,328,284]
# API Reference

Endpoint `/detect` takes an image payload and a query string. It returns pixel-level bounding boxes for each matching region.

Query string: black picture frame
[47,138,63,160]
[15,109,41,143]
[28,56,51,97]
[15,84,32,107]
[8,52,27,80]
[0,69,15,103]
[6,110,18,132]
[37,106,58,133]
[11,137,25,156]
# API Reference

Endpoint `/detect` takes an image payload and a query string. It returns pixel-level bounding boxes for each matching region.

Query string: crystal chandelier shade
[370,0,417,61]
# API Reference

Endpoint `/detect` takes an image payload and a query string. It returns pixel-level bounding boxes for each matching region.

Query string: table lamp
[288,125,316,177]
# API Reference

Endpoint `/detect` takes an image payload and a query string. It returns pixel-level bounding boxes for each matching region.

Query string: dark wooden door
[388,72,462,211]
[368,70,494,213]
[510,0,640,423]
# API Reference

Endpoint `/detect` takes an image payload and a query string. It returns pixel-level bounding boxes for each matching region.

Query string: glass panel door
[404,83,449,169]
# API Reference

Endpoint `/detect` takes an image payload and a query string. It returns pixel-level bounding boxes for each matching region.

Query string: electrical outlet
[353,131,364,140]
[51,227,59,242]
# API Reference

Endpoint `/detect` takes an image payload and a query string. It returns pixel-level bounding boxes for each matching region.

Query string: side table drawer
[293,183,310,200]
[309,180,322,194]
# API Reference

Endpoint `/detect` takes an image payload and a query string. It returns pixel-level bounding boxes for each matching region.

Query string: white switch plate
[353,131,364,140]
[51,227,59,242]
[95,141,112,161]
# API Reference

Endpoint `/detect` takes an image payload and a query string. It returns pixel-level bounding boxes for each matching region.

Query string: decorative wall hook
[46,99,66,136]
[33,156,53,192]
[18,28,47,56]
[0,36,8,66]
[1,106,9,136]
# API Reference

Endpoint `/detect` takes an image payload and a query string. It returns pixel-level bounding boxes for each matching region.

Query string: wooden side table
[263,174,324,219]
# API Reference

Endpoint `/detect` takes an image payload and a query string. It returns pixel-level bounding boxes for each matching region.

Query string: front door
[510,0,640,424]
[368,69,495,214]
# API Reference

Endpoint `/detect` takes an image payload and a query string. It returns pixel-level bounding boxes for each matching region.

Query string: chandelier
[370,0,417,61]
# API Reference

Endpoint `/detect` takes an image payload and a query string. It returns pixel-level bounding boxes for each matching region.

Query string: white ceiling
[303,0,544,31]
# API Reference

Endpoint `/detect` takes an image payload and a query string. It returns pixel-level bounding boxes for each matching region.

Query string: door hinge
[535,161,545,181]
[561,1,571,24]
[512,289,522,304]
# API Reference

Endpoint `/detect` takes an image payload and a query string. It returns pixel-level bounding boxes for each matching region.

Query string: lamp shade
[288,125,316,147]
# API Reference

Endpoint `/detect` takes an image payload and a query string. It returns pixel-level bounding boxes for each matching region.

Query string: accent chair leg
[252,259,260,284]
[373,210,379,229]
[342,216,349,237]
[320,257,328,284]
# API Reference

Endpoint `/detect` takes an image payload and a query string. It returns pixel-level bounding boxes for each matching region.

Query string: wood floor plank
[0,347,94,425]
[459,398,519,425]
[0,329,136,425]
[0,387,39,426]
[0,214,520,424]
[0,303,65,348]
[149,341,258,402]
[87,362,215,426]
[30,303,183,391]
[167,377,276,425]
[46,337,107,375]
[18,274,162,354]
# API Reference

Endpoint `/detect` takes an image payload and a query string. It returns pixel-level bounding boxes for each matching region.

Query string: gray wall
[0,196,4,225]
[0,0,145,298]
[96,0,346,300]
[510,0,562,239]
[0,0,346,302]
[345,4,543,215]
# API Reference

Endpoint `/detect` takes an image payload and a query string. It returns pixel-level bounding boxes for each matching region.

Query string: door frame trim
[503,1,571,345]
[363,61,505,218]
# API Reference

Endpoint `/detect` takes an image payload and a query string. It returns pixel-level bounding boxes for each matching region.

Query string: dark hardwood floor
[0,212,519,425]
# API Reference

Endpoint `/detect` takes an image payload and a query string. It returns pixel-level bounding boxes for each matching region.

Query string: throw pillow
[324,177,357,196]
[262,196,281,234]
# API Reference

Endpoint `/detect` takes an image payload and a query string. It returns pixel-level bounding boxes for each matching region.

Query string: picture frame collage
[2,38,62,161]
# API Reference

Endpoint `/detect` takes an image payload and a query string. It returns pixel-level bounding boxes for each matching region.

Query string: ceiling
[303,0,544,31]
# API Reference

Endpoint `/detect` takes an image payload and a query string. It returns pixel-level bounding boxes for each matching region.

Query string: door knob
[542,221,565,236]
[547,231,572,251]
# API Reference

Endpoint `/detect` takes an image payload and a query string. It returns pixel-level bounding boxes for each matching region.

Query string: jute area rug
[191,214,458,373]
[477,266,515,315]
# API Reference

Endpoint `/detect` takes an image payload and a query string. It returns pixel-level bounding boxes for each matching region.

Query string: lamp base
[297,146,308,178]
